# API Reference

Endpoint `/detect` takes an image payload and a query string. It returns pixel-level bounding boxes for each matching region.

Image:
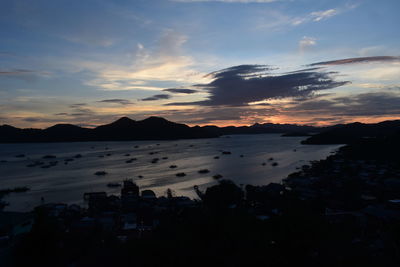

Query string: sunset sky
[1,0,400,128]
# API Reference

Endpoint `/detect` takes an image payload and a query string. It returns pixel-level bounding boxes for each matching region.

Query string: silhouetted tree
[202,180,244,209]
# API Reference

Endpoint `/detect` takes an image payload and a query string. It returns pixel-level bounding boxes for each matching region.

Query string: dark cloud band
[309,56,400,66]
[97,99,134,105]
[166,64,348,106]
[141,94,171,101]
[163,88,198,94]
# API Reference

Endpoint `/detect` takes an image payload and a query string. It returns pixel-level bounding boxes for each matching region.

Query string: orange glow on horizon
[2,113,400,129]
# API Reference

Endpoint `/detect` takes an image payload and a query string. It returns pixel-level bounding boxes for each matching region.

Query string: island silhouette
[1,116,400,144]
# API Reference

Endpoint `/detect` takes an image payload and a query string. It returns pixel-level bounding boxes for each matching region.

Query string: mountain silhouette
[302,120,400,144]
[92,116,206,141]
[42,124,91,142]
[0,116,219,143]
[1,116,399,143]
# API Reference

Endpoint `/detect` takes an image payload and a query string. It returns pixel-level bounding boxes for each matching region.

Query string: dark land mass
[0,117,219,143]
[0,116,326,143]
[4,115,399,144]
[1,133,400,266]
[302,120,400,144]
[201,122,324,136]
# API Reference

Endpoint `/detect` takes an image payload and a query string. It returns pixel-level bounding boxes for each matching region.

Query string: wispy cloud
[310,9,337,22]
[0,69,35,76]
[293,4,358,25]
[141,94,172,101]
[69,103,87,108]
[0,69,50,81]
[163,88,199,94]
[285,91,400,118]
[309,56,400,66]
[259,4,358,31]
[70,107,94,117]
[97,99,134,105]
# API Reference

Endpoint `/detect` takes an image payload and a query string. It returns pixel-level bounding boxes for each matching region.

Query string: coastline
[1,136,400,265]
[0,134,338,212]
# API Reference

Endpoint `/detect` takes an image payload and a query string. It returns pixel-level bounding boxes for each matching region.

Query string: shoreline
[0,135,338,212]
[1,137,400,265]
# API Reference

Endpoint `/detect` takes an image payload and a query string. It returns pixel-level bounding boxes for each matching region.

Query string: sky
[1,0,400,128]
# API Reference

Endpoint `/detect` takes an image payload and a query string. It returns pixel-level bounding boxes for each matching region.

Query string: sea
[0,134,341,212]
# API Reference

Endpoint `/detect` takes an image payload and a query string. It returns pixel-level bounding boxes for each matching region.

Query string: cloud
[23,117,41,122]
[291,8,339,25]
[0,69,47,81]
[191,106,278,125]
[163,88,199,94]
[332,92,400,116]
[284,92,400,117]
[206,64,272,78]
[314,57,400,84]
[259,4,357,31]
[82,30,210,91]
[64,104,96,118]
[97,99,134,105]
[355,83,400,90]
[310,9,337,21]
[70,108,94,117]
[0,69,34,76]
[357,66,400,81]
[299,36,316,52]
[357,46,387,57]
[290,9,339,26]
[284,67,322,74]
[309,56,400,66]
[137,105,278,125]
[69,103,87,108]
[166,64,349,106]
[141,94,172,101]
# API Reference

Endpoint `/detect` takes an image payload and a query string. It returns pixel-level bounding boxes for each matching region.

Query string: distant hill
[0,116,220,143]
[2,117,399,143]
[199,122,323,136]
[92,116,215,141]
[302,120,400,144]
[0,116,327,143]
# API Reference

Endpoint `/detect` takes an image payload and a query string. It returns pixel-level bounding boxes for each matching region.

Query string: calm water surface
[0,134,341,211]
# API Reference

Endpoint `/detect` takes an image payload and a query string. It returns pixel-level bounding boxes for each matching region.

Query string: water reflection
[0,134,341,211]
